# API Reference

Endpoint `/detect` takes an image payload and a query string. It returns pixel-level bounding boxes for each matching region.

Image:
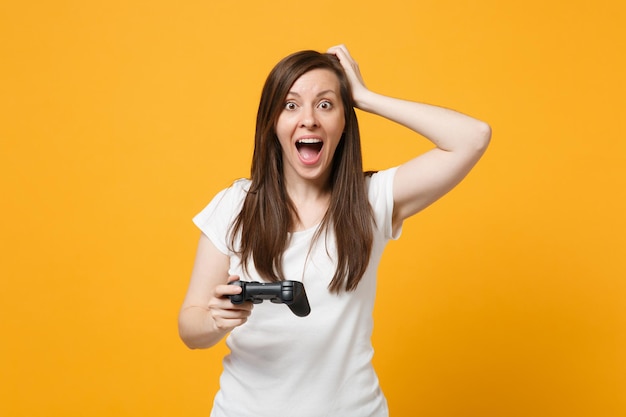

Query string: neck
[283,179,331,232]
[283,172,331,203]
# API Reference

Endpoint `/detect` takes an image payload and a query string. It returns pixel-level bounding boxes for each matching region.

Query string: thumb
[226,275,241,284]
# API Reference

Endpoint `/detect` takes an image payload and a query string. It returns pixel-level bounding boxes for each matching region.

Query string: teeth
[297,138,322,144]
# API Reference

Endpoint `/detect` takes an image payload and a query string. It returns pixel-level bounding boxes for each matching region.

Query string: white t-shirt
[193,167,400,417]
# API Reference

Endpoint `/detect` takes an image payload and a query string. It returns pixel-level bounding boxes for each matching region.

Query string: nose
[299,106,318,128]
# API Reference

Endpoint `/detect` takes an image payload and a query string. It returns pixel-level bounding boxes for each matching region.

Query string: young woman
[179,44,491,417]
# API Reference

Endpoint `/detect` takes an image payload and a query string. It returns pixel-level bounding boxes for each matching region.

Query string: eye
[284,101,297,111]
[318,100,333,110]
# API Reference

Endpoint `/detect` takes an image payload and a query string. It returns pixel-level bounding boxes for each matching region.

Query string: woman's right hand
[208,275,254,332]
[179,234,253,349]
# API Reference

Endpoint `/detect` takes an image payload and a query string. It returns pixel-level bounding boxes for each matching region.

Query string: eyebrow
[286,89,338,98]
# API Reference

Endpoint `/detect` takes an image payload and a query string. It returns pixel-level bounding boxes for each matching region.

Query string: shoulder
[193,178,251,225]
[224,178,252,195]
[365,167,400,239]
[209,178,251,207]
[192,178,251,253]
[365,167,398,203]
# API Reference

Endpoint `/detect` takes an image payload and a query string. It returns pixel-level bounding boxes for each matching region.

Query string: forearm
[356,90,491,153]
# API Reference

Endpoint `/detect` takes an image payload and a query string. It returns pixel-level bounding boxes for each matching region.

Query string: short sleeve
[192,179,250,255]
[366,167,402,241]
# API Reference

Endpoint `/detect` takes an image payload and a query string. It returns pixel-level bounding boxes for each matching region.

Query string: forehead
[287,68,341,95]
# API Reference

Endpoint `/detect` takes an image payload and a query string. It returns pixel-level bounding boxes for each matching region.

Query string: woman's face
[275,68,346,188]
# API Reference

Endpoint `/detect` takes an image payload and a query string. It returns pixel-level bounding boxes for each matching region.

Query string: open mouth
[296,138,323,162]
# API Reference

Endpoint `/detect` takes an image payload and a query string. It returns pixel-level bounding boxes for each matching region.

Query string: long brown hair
[230,50,373,293]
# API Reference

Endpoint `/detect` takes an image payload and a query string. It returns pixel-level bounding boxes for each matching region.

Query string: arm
[328,45,491,232]
[178,233,252,349]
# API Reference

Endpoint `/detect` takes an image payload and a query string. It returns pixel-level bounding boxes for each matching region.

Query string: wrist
[353,90,383,113]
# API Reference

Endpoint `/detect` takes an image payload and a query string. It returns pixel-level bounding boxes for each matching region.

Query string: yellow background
[1,1,624,416]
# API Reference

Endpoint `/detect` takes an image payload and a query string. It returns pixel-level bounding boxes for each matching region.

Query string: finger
[214,284,243,298]
[327,43,348,55]
[212,304,253,318]
[209,297,254,316]
[226,275,240,283]
[329,48,362,83]
[327,44,355,64]
[214,276,242,297]
[213,317,249,332]
[210,300,253,330]
[221,297,254,312]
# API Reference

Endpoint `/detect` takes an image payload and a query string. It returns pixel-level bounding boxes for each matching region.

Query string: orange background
[1,1,624,416]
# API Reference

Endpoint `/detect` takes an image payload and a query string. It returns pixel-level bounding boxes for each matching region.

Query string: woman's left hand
[327,44,369,108]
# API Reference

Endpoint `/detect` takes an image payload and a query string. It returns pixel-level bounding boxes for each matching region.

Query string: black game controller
[228,280,311,317]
